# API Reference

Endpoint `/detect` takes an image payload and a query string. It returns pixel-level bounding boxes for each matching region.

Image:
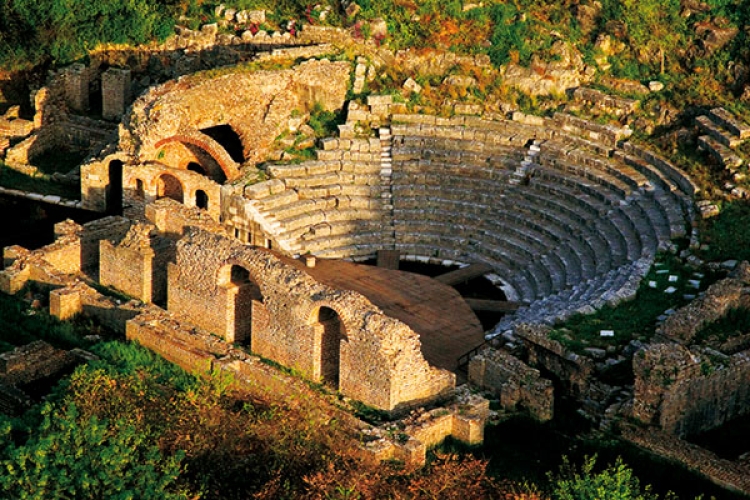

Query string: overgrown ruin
[1,15,750,492]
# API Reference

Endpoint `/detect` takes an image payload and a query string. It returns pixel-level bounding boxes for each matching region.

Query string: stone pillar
[50,288,83,321]
[64,63,89,113]
[102,68,131,121]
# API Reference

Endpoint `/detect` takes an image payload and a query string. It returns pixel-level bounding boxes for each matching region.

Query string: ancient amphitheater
[5,21,750,489]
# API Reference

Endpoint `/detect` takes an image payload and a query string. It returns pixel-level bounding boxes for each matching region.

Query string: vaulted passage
[317,306,346,389]
[229,265,264,345]
[200,124,245,163]
[157,174,184,203]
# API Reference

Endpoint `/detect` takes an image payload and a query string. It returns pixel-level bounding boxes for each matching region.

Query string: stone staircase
[696,107,750,173]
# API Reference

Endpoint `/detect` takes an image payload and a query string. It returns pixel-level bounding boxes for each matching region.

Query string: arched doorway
[196,190,209,210]
[107,160,123,214]
[157,173,184,203]
[317,307,347,389]
[200,124,245,163]
[228,265,264,345]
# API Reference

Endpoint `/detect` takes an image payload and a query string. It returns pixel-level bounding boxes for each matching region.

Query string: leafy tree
[550,455,673,500]
[0,402,185,500]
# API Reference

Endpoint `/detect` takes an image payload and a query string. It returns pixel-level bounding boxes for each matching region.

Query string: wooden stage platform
[286,257,485,374]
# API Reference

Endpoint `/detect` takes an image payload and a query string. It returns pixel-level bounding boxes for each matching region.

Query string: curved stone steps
[537,155,634,199]
[533,167,621,207]
[540,140,651,191]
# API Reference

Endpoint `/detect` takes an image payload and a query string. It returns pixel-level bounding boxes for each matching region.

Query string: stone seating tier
[697,135,743,170]
[696,115,742,149]
[540,139,650,190]
[707,107,750,139]
[619,142,699,198]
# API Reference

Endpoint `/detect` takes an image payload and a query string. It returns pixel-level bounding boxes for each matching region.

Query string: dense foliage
[0,0,177,69]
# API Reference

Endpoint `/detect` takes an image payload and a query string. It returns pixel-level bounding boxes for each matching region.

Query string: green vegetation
[700,201,750,263]
[549,253,719,354]
[0,0,176,70]
[0,289,102,353]
[550,455,673,500]
[694,307,750,347]
[0,162,79,199]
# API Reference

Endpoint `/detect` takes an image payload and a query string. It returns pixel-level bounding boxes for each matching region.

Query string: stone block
[50,288,83,321]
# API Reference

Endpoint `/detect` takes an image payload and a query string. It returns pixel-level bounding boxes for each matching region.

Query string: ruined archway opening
[156,174,184,203]
[196,190,209,210]
[229,265,264,346]
[187,162,207,175]
[318,306,347,390]
[107,160,123,215]
[183,145,228,184]
[200,124,245,163]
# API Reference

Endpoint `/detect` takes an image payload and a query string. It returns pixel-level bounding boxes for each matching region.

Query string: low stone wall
[658,271,750,345]
[0,341,76,386]
[621,425,750,496]
[572,87,640,116]
[632,342,750,436]
[516,324,595,399]
[468,348,553,421]
[127,306,488,466]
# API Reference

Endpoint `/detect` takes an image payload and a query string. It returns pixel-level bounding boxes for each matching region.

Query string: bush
[550,455,674,500]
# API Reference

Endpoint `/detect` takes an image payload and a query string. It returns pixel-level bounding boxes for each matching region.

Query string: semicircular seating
[241,112,697,337]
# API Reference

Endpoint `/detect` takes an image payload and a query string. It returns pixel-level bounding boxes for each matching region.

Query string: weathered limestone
[166,227,454,411]
[632,342,750,436]
[120,59,351,171]
[101,68,131,121]
[469,348,554,421]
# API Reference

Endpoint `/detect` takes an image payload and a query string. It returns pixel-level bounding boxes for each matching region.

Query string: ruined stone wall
[166,227,454,411]
[468,348,554,421]
[0,341,76,386]
[516,324,595,399]
[99,222,176,303]
[120,59,350,171]
[632,342,750,436]
[145,198,227,238]
[122,163,223,221]
[102,68,131,121]
[621,426,750,496]
[658,276,748,345]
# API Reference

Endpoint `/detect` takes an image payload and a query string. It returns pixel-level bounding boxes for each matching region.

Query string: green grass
[693,307,750,347]
[0,290,104,353]
[549,254,718,354]
[0,162,79,199]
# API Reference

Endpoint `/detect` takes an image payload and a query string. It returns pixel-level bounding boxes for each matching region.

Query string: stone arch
[217,263,267,345]
[154,130,241,181]
[195,189,209,210]
[187,162,206,175]
[200,124,245,163]
[156,173,184,203]
[309,304,349,389]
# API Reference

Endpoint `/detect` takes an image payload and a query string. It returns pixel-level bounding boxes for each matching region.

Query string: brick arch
[154,130,242,180]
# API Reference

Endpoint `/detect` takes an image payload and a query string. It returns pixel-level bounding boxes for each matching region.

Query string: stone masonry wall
[167,227,454,411]
[469,348,554,421]
[632,342,750,436]
[120,59,351,171]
